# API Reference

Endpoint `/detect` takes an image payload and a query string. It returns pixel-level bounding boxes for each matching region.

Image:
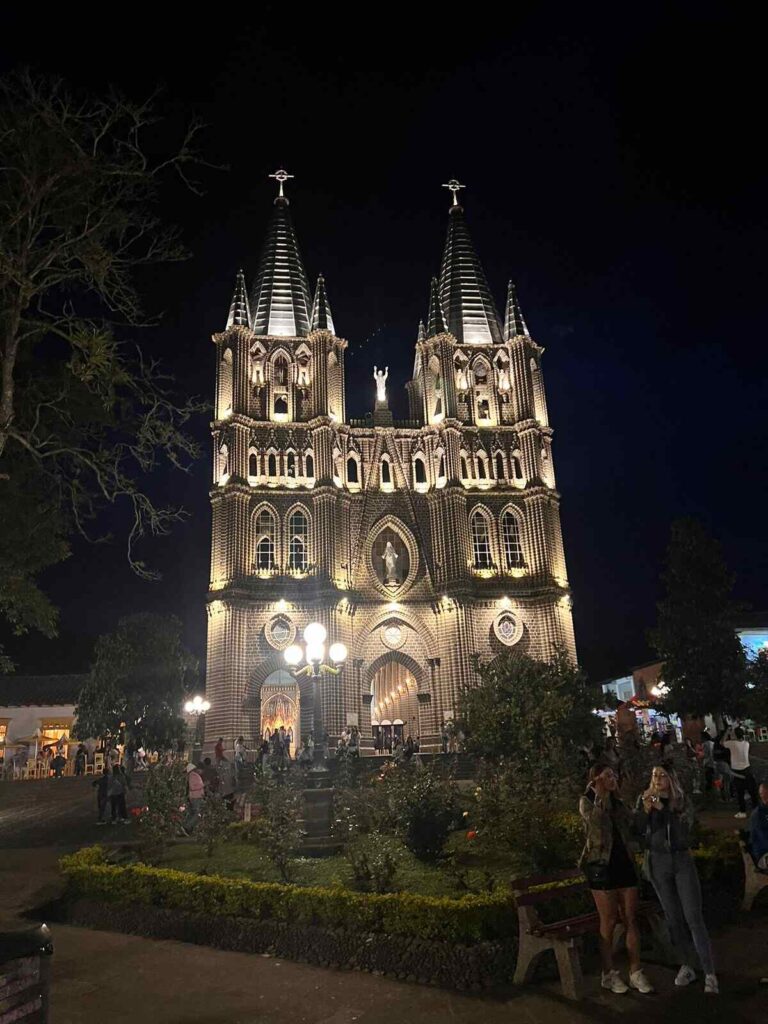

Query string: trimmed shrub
[60,846,516,944]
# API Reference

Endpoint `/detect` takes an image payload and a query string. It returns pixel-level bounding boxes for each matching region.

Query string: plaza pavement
[0,778,766,1023]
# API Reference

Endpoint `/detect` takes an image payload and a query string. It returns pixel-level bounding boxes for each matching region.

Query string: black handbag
[583,861,611,887]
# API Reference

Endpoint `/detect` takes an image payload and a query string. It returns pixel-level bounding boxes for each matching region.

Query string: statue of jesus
[373,365,389,404]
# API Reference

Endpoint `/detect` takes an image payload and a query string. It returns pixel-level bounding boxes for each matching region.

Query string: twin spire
[225,172,530,345]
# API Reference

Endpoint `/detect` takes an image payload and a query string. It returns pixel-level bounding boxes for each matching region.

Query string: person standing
[218,756,236,811]
[74,744,87,777]
[578,764,653,995]
[750,782,768,869]
[108,765,129,824]
[183,763,205,834]
[214,737,224,763]
[51,752,66,779]
[234,736,247,780]
[723,726,759,818]
[93,767,110,825]
[636,765,718,994]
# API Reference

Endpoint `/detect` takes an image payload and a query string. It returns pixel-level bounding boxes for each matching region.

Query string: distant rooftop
[0,674,86,707]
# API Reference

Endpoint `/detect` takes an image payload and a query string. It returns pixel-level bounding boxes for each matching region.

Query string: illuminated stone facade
[205,181,575,753]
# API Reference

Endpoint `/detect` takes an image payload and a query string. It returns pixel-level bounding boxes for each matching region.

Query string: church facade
[205,175,575,754]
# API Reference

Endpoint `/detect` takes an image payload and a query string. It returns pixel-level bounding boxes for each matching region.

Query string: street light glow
[329,642,348,664]
[304,622,327,645]
[284,644,303,666]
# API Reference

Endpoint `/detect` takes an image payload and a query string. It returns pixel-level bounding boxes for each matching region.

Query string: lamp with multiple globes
[283,622,348,768]
[184,695,210,715]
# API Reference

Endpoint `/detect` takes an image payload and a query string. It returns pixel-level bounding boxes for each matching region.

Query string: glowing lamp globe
[329,642,348,665]
[284,645,303,667]
[304,622,327,645]
[306,642,325,665]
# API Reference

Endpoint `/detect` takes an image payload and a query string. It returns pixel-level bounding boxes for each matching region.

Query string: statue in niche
[498,366,510,391]
[455,365,468,391]
[382,541,399,583]
[297,356,310,387]
[252,359,264,386]
[373,365,389,404]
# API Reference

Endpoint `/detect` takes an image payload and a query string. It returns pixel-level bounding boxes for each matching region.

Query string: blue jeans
[184,797,203,832]
[649,850,715,974]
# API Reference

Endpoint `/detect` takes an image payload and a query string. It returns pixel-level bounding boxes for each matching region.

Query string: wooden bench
[511,868,669,1000]
[737,832,768,911]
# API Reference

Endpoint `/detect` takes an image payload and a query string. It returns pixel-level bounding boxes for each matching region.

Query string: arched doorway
[260,670,299,757]
[370,660,419,752]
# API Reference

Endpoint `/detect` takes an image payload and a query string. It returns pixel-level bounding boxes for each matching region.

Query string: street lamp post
[284,623,347,768]
[184,695,210,762]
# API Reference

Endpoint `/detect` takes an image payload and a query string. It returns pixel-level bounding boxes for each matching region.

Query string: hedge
[59,847,517,945]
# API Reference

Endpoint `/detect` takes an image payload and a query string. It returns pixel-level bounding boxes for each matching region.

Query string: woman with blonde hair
[579,763,654,994]
[636,765,718,994]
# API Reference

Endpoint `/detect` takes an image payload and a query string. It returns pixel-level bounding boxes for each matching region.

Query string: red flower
[466,830,477,840]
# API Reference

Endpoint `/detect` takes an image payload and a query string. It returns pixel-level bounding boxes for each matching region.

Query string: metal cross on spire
[442,179,466,206]
[269,168,294,198]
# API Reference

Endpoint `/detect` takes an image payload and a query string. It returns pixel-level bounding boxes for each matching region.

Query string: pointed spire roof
[226,268,251,329]
[438,198,503,345]
[504,280,530,340]
[427,276,447,337]
[310,274,336,334]
[417,320,426,343]
[250,174,312,337]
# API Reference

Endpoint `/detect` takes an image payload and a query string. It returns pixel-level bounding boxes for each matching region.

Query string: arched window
[460,454,469,480]
[274,394,288,416]
[305,453,315,478]
[470,510,493,569]
[414,456,427,485]
[530,357,549,425]
[217,348,233,418]
[381,458,391,486]
[437,453,446,480]
[477,456,487,480]
[274,356,289,386]
[254,509,276,571]
[495,452,505,480]
[477,398,490,421]
[288,510,309,571]
[248,453,259,477]
[512,454,523,480]
[286,452,296,478]
[268,453,277,477]
[347,456,359,484]
[501,510,524,569]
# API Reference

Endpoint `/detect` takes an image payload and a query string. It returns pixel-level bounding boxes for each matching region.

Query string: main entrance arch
[369,657,420,752]
[260,669,299,757]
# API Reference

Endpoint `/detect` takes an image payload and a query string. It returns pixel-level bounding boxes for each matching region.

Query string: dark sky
[1,3,766,681]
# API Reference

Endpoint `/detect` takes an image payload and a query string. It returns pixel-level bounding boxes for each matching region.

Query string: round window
[266,616,295,650]
[493,611,523,647]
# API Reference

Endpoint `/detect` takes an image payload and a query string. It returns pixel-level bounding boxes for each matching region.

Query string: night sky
[1,4,765,682]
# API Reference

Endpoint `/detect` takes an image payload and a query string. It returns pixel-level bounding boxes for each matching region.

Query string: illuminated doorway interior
[370,661,418,751]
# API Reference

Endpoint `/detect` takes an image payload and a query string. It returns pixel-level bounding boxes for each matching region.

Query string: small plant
[137,760,187,862]
[246,773,304,881]
[378,761,458,861]
[344,831,402,893]
[196,795,234,867]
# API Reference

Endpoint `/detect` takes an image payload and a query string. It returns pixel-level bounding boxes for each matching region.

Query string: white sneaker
[704,974,719,995]
[601,969,629,994]
[629,969,655,994]
[734,812,747,819]
[675,965,697,987]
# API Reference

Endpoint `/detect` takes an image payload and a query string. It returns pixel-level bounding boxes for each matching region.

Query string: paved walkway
[1,780,767,1022]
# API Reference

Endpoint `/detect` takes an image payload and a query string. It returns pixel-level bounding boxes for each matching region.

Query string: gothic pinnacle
[226,268,251,329]
[310,274,336,334]
[504,280,530,340]
[417,320,426,343]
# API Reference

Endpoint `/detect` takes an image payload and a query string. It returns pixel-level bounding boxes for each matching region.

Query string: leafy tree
[0,70,212,668]
[650,518,747,717]
[74,613,197,749]
[457,650,601,873]
[746,649,768,726]
[458,648,601,775]
[376,761,458,862]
